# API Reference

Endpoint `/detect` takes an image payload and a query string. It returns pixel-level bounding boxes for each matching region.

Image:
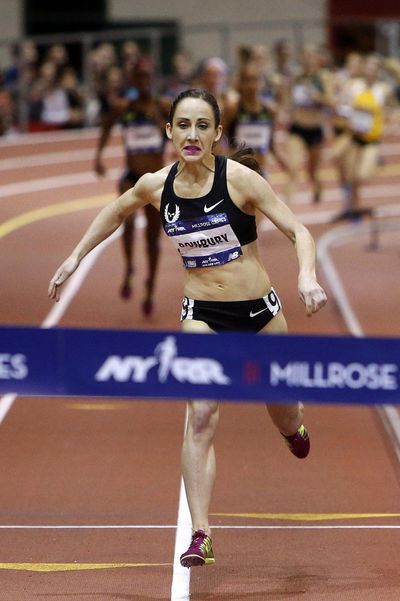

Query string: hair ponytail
[228,144,262,175]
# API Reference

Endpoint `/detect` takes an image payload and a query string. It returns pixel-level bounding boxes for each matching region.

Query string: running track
[0,127,399,600]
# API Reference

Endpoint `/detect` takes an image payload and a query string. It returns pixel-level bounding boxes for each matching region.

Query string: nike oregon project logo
[204,199,224,213]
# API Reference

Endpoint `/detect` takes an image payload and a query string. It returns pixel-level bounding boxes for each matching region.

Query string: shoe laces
[191,530,207,544]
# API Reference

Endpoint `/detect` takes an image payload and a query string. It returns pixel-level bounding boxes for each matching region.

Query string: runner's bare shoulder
[134,164,172,205]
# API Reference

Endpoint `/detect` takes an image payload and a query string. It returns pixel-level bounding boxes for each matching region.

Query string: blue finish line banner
[0,326,399,404]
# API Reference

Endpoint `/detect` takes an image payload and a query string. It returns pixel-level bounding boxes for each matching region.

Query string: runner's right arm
[48,175,153,301]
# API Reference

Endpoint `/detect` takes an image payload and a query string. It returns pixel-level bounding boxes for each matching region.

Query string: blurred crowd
[0,38,399,136]
[1,37,400,217]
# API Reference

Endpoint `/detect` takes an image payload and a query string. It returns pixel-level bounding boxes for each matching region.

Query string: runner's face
[239,69,263,97]
[364,57,380,80]
[166,98,222,161]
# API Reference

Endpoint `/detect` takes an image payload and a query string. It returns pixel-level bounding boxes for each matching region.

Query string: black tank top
[120,94,164,155]
[160,155,257,269]
[227,103,274,154]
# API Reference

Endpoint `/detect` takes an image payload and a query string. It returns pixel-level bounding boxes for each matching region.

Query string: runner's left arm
[231,163,327,316]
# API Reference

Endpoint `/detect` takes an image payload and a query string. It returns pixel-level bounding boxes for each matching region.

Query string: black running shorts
[181,288,282,332]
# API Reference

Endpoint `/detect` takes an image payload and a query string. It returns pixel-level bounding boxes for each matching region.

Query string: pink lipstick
[184,145,201,155]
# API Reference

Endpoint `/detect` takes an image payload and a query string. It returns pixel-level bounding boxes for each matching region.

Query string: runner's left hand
[298,276,327,316]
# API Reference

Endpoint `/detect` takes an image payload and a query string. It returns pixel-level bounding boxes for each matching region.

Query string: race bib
[124,124,163,154]
[164,213,243,269]
[293,84,314,107]
[350,109,374,134]
[235,123,272,152]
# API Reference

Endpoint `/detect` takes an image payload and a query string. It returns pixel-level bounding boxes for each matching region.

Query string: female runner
[332,54,394,221]
[286,45,332,204]
[223,60,287,175]
[95,58,165,314]
[49,88,327,568]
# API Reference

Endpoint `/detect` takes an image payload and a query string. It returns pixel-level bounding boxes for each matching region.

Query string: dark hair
[168,88,221,126]
[229,144,262,175]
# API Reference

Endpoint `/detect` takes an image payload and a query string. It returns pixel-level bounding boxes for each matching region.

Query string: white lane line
[0,220,124,422]
[291,182,400,206]
[4,126,400,152]
[171,411,191,601]
[317,225,364,337]
[4,142,400,171]
[259,209,336,232]
[0,147,124,171]
[0,168,121,199]
[1,167,400,213]
[42,228,121,329]
[0,394,18,424]
[0,524,398,530]
[170,480,191,601]
[317,214,400,458]
[0,128,101,146]
[379,142,400,156]
[258,202,400,234]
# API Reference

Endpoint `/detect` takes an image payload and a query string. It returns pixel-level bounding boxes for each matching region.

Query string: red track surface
[0,128,399,600]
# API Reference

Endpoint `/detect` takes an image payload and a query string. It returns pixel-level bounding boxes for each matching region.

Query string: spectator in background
[194,57,231,106]
[3,43,20,95]
[161,49,194,103]
[121,40,141,66]
[90,42,118,100]
[3,40,39,128]
[96,65,124,122]
[28,61,83,131]
[85,42,119,126]
[60,67,84,128]
[46,43,70,78]
[0,71,14,135]
[13,40,40,90]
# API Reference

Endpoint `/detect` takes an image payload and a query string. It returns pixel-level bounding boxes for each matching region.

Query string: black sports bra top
[160,155,257,269]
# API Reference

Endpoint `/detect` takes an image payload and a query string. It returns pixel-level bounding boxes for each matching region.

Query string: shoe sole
[180,553,215,568]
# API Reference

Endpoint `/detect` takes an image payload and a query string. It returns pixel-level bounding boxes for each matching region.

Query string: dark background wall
[24,0,107,34]
[329,0,400,59]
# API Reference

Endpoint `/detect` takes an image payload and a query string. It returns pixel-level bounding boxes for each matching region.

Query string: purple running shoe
[120,281,132,300]
[120,268,133,300]
[281,424,310,459]
[180,530,215,568]
[142,298,154,316]
[120,273,133,300]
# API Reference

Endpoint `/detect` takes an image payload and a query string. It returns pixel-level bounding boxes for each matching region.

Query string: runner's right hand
[48,255,80,302]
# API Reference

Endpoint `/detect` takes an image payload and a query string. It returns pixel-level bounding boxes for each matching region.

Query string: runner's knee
[188,401,219,437]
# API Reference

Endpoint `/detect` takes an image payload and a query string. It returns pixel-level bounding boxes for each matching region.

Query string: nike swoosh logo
[204,199,224,213]
[249,307,269,317]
